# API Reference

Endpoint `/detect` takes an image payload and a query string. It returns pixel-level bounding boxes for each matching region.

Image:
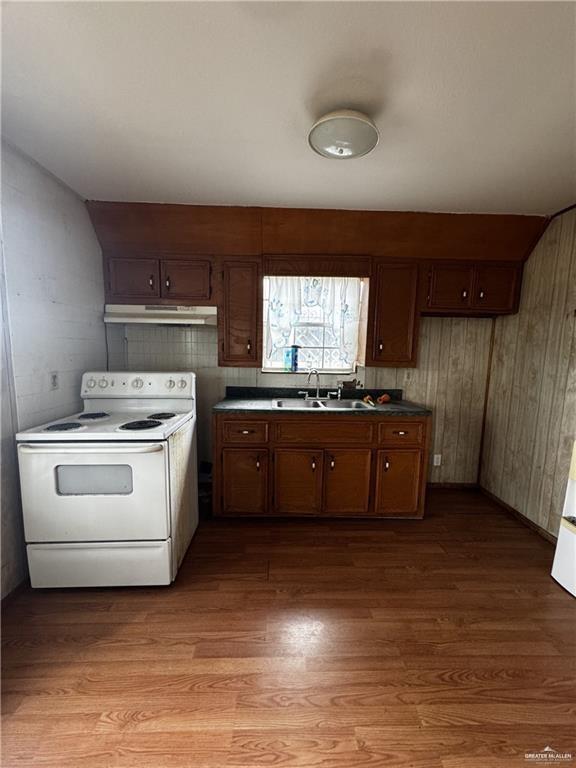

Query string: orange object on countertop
[377,393,391,404]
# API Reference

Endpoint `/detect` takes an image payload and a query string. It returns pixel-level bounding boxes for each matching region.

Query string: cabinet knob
[240,429,253,435]
[256,457,260,471]
[479,290,485,299]
[246,340,252,352]
[378,341,383,352]
[330,456,335,470]
[311,458,317,472]
[149,275,155,289]
[384,457,391,472]
[461,289,468,299]
[393,430,407,436]
[165,277,171,290]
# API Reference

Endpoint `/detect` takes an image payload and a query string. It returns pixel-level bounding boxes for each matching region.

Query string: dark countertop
[213,387,431,416]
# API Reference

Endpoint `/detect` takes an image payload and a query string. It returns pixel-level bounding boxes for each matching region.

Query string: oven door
[17,442,170,542]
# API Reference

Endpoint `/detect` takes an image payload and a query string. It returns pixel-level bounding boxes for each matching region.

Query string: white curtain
[264,276,361,370]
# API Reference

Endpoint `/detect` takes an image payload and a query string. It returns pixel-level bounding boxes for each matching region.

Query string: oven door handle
[18,444,164,455]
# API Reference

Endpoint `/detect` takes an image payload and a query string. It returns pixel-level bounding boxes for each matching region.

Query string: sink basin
[274,399,326,408]
[322,400,372,409]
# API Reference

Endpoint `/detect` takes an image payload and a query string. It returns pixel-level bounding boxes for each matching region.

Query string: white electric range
[16,371,199,588]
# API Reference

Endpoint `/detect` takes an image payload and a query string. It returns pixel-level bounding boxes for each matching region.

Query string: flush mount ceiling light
[308,109,379,159]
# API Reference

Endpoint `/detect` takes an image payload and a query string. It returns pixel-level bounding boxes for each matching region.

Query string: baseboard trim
[428,482,479,490]
[479,487,557,545]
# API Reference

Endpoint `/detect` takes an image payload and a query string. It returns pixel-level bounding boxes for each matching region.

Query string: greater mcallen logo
[525,746,573,762]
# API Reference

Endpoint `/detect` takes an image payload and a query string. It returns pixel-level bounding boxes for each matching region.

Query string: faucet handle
[297,390,309,399]
[327,391,339,399]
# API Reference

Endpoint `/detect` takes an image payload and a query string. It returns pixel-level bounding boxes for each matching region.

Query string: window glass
[262,276,365,372]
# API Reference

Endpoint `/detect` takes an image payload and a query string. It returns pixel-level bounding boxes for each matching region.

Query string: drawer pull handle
[393,430,407,436]
[256,457,260,471]
[330,456,335,470]
[311,458,317,472]
[378,341,383,352]
[462,289,468,299]
[149,275,155,289]
[240,429,254,435]
[384,457,391,472]
[165,277,171,289]
[246,340,252,352]
[479,290,485,299]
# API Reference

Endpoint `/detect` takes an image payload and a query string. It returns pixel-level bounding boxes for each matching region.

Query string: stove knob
[178,379,187,389]
[86,378,97,389]
[132,378,144,389]
[166,379,176,390]
[98,378,108,389]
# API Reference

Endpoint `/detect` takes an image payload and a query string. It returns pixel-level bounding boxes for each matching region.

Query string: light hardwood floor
[2,489,575,767]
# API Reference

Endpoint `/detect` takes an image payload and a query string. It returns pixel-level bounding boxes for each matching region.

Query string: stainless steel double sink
[273,399,372,410]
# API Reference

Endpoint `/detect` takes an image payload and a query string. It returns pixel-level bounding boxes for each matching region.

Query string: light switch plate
[433,454,442,466]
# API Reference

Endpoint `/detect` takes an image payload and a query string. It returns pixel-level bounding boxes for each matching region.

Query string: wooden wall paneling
[87,202,262,255]
[261,207,547,262]
[481,210,576,537]
[368,317,493,485]
[263,255,372,277]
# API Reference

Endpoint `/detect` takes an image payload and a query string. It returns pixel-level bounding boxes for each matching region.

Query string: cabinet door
[427,265,473,311]
[274,449,322,515]
[472,264,519,312]
[219,260,261,366]
[108,258,160,299]
[375,449,422,517]
[161,259,212,301]
[222,449,268,515]
[323,449,372,516]
[367,262,418,366]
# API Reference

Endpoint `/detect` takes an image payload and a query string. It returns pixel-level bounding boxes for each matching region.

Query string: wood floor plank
[2,489,575,768]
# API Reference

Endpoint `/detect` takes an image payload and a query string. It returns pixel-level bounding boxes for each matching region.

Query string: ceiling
[3,2,575,214]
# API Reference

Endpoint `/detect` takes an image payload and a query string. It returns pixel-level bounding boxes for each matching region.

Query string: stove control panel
[81,372,195,398]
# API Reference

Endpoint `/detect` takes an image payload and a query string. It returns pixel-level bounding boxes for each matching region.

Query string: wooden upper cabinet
[222,449,268,515]
[366,262,418,367]
[274,449,322,515]
[323,449,372,516]
[160,260,211,301]
[472,264,520,312]
[422,262,520,315]
[219,259,261,367]
[108,258,160,299]
[375,449,422,517]
[426,265,473,311]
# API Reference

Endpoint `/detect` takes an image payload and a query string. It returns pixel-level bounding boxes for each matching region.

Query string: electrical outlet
[433,454,442,467]
[50,372,59,391]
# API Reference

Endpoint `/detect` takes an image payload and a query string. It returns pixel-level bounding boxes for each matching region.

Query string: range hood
[104,304,218,326]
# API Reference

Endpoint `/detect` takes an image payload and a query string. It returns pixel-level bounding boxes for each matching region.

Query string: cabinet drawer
[275,420,374,445]
[378,421,424,446]
[222,421,268,444]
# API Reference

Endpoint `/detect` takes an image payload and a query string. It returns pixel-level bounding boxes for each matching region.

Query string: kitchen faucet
[301,368,320,399]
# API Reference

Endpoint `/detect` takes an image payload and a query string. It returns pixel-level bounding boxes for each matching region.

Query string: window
[262,276,367,373]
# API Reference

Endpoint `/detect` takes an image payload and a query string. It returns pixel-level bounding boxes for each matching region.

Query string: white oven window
[55,465,134,496]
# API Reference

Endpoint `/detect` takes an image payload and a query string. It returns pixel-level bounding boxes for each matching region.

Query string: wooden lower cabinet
[222,449,268,515]
[323,449,372,516]
[375,449,422,517]
[274,449,322,515]
[214,414,430,518]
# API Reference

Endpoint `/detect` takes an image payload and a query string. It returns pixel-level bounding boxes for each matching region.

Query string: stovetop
[16,371,196,442]
[16,409,194,442]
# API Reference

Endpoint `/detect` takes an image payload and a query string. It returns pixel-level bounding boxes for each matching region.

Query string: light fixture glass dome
[308,109,379,159]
